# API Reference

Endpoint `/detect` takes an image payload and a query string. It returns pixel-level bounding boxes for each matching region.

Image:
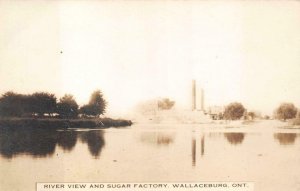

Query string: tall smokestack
[192,79,196,110]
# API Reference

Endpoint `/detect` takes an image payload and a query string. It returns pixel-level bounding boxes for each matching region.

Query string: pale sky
[0,1,300,116]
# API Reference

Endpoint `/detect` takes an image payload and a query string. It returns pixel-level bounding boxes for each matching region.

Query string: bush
[224,102,246,120]
[0,92,28,117]
[57,94,78,118]
[28,92,57,117]
[79,90,107,117]
[158,98,175,110]
[0,90,109,119]
[275,103,297,121]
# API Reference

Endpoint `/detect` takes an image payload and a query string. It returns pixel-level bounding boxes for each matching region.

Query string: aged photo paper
[0,1,300,191]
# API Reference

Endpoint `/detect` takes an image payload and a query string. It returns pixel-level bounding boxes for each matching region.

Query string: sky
[0,1,300,116]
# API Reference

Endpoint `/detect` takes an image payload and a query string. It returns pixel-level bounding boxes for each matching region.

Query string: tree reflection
[0,128,105,159]
[273,133,297,145]
[0,128,57,158]
[140,132,174,146]
[80,130,105,158]
[157,135,173,145]
[224,133,245,145]
[57,130,78,151]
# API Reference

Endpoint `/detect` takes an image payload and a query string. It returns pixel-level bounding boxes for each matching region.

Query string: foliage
[0,90,108,119]
[247,111,256,120]
[158,98,175,110]
[79,90,107,117]
[0,91,56,117]
[275,103,297,121]
[57,94,79,118]
[0,92,28,117]
[79,104,94,116]
[29,92,57,116]
[224,102,246,120]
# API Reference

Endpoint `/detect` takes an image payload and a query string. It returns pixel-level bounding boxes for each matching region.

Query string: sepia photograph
[0,1,300,191]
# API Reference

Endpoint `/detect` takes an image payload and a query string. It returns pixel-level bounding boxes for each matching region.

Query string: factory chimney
[192,79,196,111]
[192,80,205,112]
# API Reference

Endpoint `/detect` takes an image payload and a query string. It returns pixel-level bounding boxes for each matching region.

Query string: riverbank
[0,117,132,129]
[289,118,300,126]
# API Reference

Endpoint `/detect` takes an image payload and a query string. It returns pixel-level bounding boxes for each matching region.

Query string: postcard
[0,1,299,191]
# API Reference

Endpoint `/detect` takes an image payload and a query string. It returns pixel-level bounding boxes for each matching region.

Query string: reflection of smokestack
[192,80,196,111]
[192,138,196,166]
[201,135,205,157]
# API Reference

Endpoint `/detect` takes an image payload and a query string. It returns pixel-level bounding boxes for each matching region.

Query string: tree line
[222,102,299,121]
[0,90,107,119]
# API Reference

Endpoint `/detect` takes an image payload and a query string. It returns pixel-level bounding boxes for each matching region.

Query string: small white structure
[208,105,225,120]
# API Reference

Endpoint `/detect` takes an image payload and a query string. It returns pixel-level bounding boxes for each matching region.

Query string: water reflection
[140,132,174,146]
[80,131,105,158]
[192,138,196,166]
[0,128,105,159]
[200,135,205,156]
[57,131,78,151]
[191,135,206,167]
[224,133,246,145]
[0,128,57,158]
[273,133,298,145]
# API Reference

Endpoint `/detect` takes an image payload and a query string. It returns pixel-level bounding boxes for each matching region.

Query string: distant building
[134,80,211,123]
[208,106,224,120]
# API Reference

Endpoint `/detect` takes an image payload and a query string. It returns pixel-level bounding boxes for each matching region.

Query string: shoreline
[0,117,132,129]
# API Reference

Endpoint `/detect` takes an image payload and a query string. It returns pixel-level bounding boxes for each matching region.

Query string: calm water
[0,121,300,191]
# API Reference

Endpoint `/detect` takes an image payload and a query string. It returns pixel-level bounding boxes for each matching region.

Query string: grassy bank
[0,117,132,129]
[289,118,300,126]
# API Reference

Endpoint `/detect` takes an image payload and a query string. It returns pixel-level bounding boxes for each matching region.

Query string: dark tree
[79,104,94,117]
[88,90,107,115]
[57,94,79,118]
[158,98,175,110]
[80,90,106,117]
[29,92,57,117]
[224,102,246,120]
[247,111,256,120]
[275,103,297,121]
[0,92,29,117]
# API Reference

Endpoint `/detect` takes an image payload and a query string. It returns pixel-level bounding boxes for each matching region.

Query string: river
[0,120,300,191]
